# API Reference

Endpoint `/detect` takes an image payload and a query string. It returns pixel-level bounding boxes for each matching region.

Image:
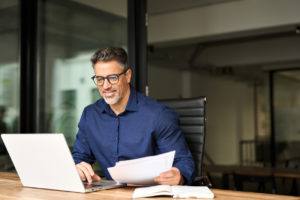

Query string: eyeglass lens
[95,75,119,85]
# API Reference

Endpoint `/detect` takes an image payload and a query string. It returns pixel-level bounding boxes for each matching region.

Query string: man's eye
[109,75,118,81]
[96,77,104,81]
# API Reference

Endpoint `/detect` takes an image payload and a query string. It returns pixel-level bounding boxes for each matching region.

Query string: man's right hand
[76,161,101,183]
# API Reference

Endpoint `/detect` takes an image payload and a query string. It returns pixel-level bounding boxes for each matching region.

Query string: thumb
[92,174,101,181]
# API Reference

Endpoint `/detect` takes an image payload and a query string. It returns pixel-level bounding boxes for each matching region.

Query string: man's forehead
[95,60,123,67]
[94,60,123,75]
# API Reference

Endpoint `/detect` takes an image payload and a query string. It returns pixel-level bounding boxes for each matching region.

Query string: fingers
[76,162,93,183]
[76,165,86,181]
[160,170,176,178]
[92,173,101,182]
[154,167,184,185]
[76,162,100,183]
[154,174,176,185]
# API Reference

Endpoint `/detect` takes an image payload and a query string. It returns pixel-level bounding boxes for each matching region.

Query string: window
[37,0,128,146]
[0,0,19,171]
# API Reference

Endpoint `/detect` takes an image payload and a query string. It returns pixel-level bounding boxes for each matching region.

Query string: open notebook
[132,185,214,199]
[1,133,126,193]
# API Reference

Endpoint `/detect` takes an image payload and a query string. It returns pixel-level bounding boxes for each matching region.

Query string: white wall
[189,71,255,164]
[148,65,256,164]
[148,65,182,99]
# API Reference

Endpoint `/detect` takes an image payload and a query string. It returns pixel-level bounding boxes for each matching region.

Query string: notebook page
[132,185,172,198]
[171,186,214,199]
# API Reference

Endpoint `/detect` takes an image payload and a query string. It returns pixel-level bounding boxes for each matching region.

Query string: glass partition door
[273,69,300,167]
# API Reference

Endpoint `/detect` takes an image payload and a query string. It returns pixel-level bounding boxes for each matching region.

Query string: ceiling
[147,0,300,78]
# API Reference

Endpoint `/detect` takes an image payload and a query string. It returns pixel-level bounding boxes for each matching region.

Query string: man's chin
[103,97,119,105]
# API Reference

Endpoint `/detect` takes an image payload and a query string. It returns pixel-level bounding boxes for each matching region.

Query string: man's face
[93,60,131,105]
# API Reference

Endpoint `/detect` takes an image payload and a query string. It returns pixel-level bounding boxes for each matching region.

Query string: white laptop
[1,133,126,193]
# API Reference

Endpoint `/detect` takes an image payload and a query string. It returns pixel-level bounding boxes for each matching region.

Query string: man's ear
[126,69,132,83]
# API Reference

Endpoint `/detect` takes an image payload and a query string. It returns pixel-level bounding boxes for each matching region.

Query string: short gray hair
[90,46,128,70]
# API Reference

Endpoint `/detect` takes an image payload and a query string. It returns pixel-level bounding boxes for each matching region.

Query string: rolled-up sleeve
[153,107,196,185]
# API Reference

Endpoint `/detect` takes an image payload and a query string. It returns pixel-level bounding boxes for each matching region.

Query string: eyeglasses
[91,70,127,86]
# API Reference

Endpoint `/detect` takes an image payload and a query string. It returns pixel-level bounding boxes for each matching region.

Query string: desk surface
[0,172,299,200]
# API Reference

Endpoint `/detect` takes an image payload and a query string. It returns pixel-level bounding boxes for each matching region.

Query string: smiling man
[72,46,195,185]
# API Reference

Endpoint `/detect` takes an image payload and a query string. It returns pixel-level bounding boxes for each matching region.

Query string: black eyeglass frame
[91,69,128,86]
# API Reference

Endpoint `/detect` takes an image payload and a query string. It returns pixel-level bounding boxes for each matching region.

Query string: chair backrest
[159,97,206,177]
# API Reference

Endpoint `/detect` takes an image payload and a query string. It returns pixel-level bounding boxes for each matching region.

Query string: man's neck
[110,87,131,116]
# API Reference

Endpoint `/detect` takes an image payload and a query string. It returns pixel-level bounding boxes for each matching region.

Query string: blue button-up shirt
[72,87,195,185]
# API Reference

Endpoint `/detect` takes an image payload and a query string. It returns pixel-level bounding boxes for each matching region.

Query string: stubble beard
[101,88,121,105]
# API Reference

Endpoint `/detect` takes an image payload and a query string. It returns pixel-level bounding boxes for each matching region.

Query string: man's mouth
[102,90,116,98]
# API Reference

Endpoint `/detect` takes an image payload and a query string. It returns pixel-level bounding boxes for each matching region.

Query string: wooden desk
[203,165,300,194]
[0,172,299,200]
[274,168,300,179]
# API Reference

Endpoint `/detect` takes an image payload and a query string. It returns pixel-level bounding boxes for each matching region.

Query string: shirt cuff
[173,162,195,185]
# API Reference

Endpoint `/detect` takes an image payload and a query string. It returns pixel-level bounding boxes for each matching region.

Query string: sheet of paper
[115,151,175,167]
[108,151,175,185]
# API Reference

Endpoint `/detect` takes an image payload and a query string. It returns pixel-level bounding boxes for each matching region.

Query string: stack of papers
[108,151,175,185]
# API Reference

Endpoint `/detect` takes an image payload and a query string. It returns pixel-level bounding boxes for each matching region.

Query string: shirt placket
[113,116,120,164]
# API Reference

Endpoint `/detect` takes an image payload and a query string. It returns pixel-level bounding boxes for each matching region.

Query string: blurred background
[0,0,300,195]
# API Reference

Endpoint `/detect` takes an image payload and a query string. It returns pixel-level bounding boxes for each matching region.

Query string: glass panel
[274,70,300,167]
[0,0,20,171]
[38,0,127,146]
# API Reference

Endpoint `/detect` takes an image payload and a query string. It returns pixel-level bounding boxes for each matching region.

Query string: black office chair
[159,97,211,186]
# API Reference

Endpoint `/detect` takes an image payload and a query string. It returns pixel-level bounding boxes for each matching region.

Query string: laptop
[1,133,126,193]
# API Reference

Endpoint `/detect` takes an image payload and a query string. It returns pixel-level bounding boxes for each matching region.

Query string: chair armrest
[192,176,213,187]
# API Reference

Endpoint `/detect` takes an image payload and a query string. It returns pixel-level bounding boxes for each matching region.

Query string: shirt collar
[124,86,138,112]
[98,86,138,114]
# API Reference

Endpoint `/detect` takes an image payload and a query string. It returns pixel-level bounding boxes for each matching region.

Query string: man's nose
[102,78,112,89]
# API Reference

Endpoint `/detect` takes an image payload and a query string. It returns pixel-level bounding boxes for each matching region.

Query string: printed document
[108,151,175,185]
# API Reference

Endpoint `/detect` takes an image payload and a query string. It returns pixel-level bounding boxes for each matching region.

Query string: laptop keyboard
[84,181,103,187]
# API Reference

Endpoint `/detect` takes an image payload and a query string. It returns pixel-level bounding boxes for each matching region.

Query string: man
[72,46,195,185]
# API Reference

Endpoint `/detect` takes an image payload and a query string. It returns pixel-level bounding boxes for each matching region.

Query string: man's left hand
[154,167,184,185]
